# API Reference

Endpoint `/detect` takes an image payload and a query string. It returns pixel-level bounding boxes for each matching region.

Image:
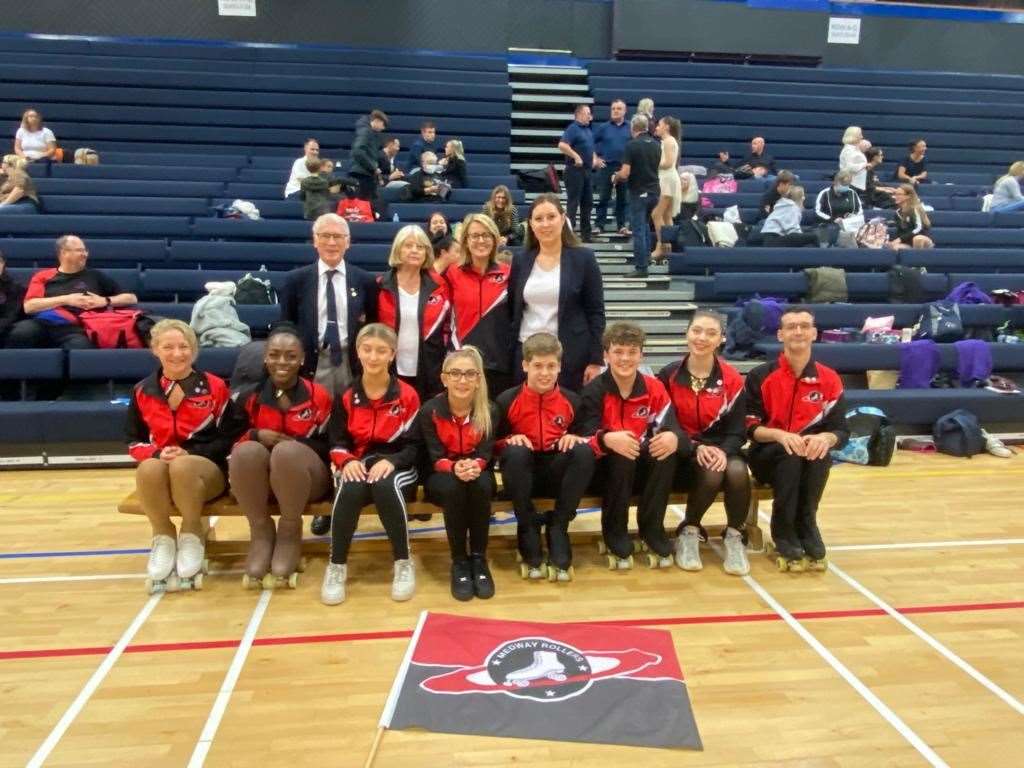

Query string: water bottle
[392,212,400,223]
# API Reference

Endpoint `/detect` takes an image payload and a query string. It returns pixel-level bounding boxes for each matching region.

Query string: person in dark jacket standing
[745,307,850,570]
[557,104,597,241]
[509,193,605,392]
[615,115,662,278]
[349,110,388,202]
[592,99,631,234]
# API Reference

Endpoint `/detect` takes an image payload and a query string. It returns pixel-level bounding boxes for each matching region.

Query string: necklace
[690,375,708,394]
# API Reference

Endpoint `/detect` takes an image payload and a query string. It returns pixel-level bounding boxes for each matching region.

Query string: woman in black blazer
[509,193,606,393]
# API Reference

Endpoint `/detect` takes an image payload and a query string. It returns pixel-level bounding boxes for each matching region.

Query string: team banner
[381,611,702,750]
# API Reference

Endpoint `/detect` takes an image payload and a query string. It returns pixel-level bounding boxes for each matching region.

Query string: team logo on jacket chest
[190,397,213,410]
[490,274,506,285]
[632,405,650,419]
[550,414,566,428]
[427,294,443,305]
[803,391,823,403]
[296,407,314,420]
[389,403,404,417]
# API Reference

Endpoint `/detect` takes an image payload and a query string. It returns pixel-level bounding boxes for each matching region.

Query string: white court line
[26,593,163,768]
[187,589,272,767]
[831,538,1024,552]
[0,569,245,586]
[709,542,949,768]
[828,561,1024,717]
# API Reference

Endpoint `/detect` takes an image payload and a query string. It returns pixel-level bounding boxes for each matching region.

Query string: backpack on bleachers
[933,409,985,457]
[804,267,848,303]
[515,164,560,194]
[701,175,737,194]
[707,221,738,247]
[914,301,963,343]
[724,296,787,358]
[235,273,276,305]
[78,308,146,349]
[856,217,888,249]
[830,406,896,466]
[673,218,709,248]
[887,265,927,304]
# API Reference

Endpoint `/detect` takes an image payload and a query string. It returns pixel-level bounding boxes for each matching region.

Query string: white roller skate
[502,650,567,688]
[675,526,703,571]
[597,538,635,570]
[145,534,178,594]
[175,532,207,591]
[320,563,347,605]
[638,540,674,569]
[391,559,416,602]
[722,527,750,576]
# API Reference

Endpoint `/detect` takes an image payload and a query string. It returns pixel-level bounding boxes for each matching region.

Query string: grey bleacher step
[511,82,590,93]
[511,128,565,138]
[507,65,586,76]
[512,94,593,104]
[511,145,562,155]
[511,111,575,122]
[604,276,672,290]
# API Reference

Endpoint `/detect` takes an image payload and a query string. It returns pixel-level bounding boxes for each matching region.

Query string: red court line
[2,599,1021,663]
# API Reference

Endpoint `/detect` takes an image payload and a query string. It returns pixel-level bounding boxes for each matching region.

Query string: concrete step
[507,65,586,76]
[603,276,672,290]
[511,82,590,92]
[512,94,593,105]
[511,111,575,122]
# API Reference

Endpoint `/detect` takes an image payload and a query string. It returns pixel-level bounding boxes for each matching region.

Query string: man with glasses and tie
[280,213,378,535]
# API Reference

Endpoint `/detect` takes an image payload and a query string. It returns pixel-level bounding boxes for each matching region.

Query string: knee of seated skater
[231,440,269,466]
[136,457,169,485]
[499,444,533,467]
[568,442,597,468]
[268,439,310,468]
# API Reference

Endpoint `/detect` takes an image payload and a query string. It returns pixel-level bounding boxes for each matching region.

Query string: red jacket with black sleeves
[125,371,241,466]
[377,268,450,397]
[744,352,850,445]
[232,377,333,462]
[328,376,421,470]
[417,394,498,473]
[443,260,512,374]
[579,370,689,458]
[657,355,747,456]
[494,383,589,455]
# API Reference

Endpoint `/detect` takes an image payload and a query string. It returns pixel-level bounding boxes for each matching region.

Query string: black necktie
[324,269,343,367]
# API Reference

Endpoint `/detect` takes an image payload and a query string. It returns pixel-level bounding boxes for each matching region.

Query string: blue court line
[0,508,603,560]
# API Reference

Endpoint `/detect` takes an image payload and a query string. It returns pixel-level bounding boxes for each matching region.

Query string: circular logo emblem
[486,636,592,701]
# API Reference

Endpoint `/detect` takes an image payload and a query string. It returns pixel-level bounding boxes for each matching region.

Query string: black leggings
[761,232,819,248]
[599,450,677,558]
[676,455,751,531]
[748,443,831,546]
[499,444,596,525]
[426,470,496,560]
[330,460,418,564]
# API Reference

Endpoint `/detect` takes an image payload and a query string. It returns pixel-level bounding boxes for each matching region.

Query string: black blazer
[279,261,377,378]
[508,246,606,391]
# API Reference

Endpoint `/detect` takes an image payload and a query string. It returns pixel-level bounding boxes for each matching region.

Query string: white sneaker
[391,559,416,602]
[675,526,703,571]
[982,430,1013,458]
[321,563,347,605]
[723,527,750,576]
[148,535,176,580]
[176,532,205,578]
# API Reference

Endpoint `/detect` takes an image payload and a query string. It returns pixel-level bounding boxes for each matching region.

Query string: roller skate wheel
[201,558,210,575]
[287,572,300,589]
[634,540,646,553]
[597,541,607,555]
[562,566,575,582]
[807,557,828,572]
[165,574,181,592]
[297,558,307,574]
[549,566,574,582]
[192,573,204,590]
[144,577,156,594]
[262,573,277,590]
[605,554,618,570]
[515,551,523,564]
[621,555,634,570]
[242,574,255,590]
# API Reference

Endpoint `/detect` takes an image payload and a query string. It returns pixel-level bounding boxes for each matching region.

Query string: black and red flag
[381,611,703,750]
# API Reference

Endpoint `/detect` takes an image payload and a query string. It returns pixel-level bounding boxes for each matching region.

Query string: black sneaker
[310,515,331,536]
[450,559,474,601]
[470,554,495,599]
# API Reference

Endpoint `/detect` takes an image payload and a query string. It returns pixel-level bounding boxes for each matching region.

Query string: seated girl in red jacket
[417,346,498,602]
[320,323,422,606]
[229,324,334,589]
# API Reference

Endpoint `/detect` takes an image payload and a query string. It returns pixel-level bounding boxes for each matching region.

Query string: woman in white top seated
[990,161,1024,213]
[14,109,57,162]
[376,224,450,400]
[839,126,869,199]
[508,193,606,393]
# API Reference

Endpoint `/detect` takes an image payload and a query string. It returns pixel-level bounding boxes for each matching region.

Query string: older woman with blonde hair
[14,108,57,161]
[376,224,450,399]
[839,126,869,197]
[125,319,243,592]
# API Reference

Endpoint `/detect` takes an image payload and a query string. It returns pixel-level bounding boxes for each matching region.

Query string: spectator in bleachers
[592,99,631,235]
[299,157,340,221]
[440,140,467,189]
[409,151,448,201]
[8,235,138,350]
[432,234,461,274]
[14,109,57,162]
[757,170,795,221]
[649,116,683,264]
[482,185,521,247]
[0,155,41,214]
[557,104,597,242]
[734,136,776,180]
[760,186,818,248]
[0,251,25,348]
[814,169,862,245]
[377,225,450,399]
[284,138,320,199]
[350,110,389,202]
[990,161,1024,212]
[839,127,869,198]
[406,121,443,173]
[615,114,661,279]
[511,193,606,392]
[636,98,656,137]
[426,211,450,240]
[378,136,403,182]
[888,184,933,250]
[897,139,929,186]
[864,147,897,209]
[709,149,736,178]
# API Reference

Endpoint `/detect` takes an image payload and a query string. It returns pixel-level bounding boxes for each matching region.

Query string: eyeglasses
[316,232,350,241]
[467,232,494,242]
[443,368,480,381]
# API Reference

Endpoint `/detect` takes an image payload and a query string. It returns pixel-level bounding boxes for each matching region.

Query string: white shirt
[284,156,312,197]
[519,261,560,342]
[316,259,348,350]
[839,144,868,192]
[396,288,420,376]
[16,126,56,160]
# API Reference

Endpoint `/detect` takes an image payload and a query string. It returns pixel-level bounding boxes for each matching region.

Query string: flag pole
[363,726,386,768]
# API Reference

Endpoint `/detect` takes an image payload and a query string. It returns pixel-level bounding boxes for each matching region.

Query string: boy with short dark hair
[495,332,595,581]
[580,322,688,569]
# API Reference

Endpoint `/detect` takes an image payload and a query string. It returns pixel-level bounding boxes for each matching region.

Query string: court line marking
[831,538,1024,552]
[828,561,1024,717]
[25,594,163,768]
[186,589,271,768]
[0,570,244,585]
[714,543,949,768]
[3,598,1021,662]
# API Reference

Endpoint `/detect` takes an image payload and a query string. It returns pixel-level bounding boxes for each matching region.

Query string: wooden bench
[118,484,771,557]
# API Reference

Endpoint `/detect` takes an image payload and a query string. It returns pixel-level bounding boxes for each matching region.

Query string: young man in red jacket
[745,307,849,570]
[495,332,595,581]
[580,322,687,569]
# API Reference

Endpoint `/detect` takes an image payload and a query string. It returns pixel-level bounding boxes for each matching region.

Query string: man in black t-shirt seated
[734,136,777,180]
[7,234,138,349]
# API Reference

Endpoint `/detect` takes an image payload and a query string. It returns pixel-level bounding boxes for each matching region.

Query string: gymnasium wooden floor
[1,451,1022,767]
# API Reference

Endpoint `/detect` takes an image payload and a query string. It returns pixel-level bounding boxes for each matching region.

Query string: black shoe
[517,517,544,569]
[623,269,649,279]
[470,554,495,599]
[774,537,805,562]
[310,515,331,536]
[545,516,572,571]
[450,559,474,601]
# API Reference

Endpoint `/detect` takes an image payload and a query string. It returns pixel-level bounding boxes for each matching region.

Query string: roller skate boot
[770,538,806,572]
[545,514,574,582]
[310,514,331,536]
[391,559,416,602]
[502,650,567,688]
[145,534,178,594]
[516,515,547,580]
[639,530,674,569]
[597,533,634,570]
[674,525,703,571]
[242,514,274,590]
[264,516,304,589]
[470,554,495,599]
[722,527,750,576]
[320,562,347,605]
[800,524,828,572]
[175,532,207,590]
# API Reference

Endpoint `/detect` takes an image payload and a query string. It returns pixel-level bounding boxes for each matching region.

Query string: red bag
[336,197,374,223]
[78,308,145,349]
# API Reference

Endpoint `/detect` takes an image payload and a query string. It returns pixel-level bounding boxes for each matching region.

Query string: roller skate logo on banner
[419,636,662,702]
